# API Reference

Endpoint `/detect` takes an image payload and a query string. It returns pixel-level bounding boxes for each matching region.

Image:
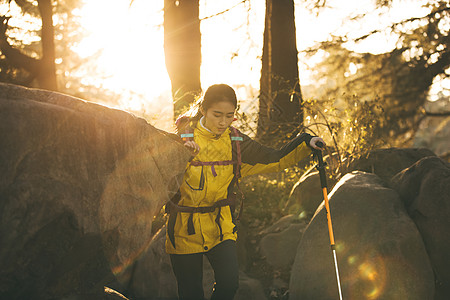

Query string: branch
[355,7,450,42]
[200,0,247,21]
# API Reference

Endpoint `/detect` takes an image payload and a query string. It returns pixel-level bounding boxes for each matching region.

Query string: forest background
[1,0,448,160]
[1,0,449,292]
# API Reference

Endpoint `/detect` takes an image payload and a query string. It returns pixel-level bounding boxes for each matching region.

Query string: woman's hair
[176,84,237,132]
[201,84,237,112]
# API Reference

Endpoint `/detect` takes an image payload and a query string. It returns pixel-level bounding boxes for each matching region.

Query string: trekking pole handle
[313,141,325,166]
[313,142,328,189]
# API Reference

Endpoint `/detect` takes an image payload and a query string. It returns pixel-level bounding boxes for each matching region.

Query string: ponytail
[175,98,202,135]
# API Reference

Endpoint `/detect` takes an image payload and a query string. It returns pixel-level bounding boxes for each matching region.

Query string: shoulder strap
[230,126,245,221]
[175,116,194,142]
[230,126,242,179]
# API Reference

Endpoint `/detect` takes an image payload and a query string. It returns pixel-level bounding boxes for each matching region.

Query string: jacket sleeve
[238,132,313,177]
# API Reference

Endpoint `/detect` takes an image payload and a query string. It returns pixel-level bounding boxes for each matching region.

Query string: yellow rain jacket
[166,119,313,254]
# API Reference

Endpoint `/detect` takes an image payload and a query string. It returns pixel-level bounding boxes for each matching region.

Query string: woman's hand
[184,141,200,156]
[310,137,326,150]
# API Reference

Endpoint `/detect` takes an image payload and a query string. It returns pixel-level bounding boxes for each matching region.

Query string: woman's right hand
[310,137,326,150]
[184,141,200,156]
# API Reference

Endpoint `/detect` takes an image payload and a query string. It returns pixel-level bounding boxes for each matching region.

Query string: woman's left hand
[310,137,326,150]
[184,141,200,156]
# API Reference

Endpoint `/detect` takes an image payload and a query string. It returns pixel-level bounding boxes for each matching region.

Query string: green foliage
[236,88,388,179]
[304,0,449,146]
[303,95,386,177]
[239,172,297,229]
[237,171,301,292]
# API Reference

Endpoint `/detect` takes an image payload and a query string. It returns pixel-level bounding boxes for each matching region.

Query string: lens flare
[343,252,387,300]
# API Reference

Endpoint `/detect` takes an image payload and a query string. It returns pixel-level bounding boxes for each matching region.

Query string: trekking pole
[314,142,343,300]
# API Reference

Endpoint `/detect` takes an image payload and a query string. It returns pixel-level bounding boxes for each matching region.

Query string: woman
[166,84,325,300]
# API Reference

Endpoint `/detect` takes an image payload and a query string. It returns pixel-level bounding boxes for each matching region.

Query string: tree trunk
[37,0,57,91]
[257,0,302,145]
[164,0,202,119]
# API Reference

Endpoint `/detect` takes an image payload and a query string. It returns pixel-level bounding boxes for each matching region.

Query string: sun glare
[74,0,170,102]
[71,0,436,125]
[0,2,41,45]
[200,0,263,90]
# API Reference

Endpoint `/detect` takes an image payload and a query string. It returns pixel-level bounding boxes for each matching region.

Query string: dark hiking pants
[169,240,239,300]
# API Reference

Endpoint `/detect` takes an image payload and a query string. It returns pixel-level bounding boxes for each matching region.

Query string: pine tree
[257,0,302,146]
[164,0,201,119]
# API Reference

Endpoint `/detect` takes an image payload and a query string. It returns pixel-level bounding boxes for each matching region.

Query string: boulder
[289,172,434,299]
[0,83,190,299]
[346,148,436,183]
[391,157,450,300]
[259,214,299,236]
[286,148,433,219]
[235,271,268,300]
[285,171,337,218]
[259,215,308,270]
[258,216,308,299]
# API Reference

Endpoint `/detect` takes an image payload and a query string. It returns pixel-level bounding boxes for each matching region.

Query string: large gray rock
[286,148,433,219]
[391,157,450,300]
[346,148,436,183]
[235,271,268,300]
[289,172,434,299]
[285,171,337,218]
[0,83,189,299]
[257,215,308,299]
[259,215,308,270]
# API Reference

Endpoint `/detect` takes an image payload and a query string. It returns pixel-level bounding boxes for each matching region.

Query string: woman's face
[202,101,236,135]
